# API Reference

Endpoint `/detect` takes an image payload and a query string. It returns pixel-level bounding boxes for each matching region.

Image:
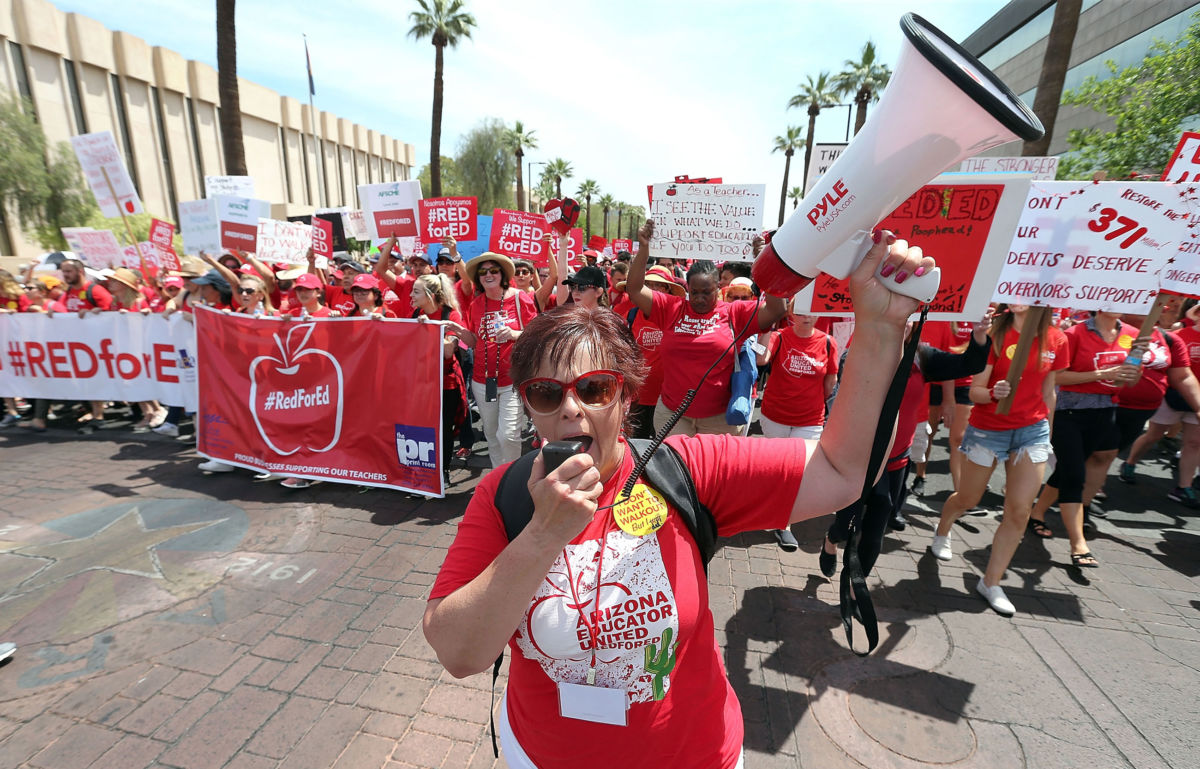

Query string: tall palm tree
[1023,0,1082,156]
[408,0,477,197]
[576,179,600,238]
[832,41,891,135]
[625,205,646,238]
[215,0,246,175]
[503,120,538,210]
[789,186,803,210]
[771,127,804,226]
[546,158,572,199]
[787,71,840,195]
[598,194,615,238]
[615,202,625,238]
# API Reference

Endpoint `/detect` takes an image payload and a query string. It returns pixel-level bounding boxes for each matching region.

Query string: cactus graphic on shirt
[644,627,678,701]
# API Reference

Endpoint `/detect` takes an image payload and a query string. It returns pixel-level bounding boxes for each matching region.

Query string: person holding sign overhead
[931,304,1067,616]
[425,232,935,768]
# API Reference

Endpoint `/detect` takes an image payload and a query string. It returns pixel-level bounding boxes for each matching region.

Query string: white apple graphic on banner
[249,323,344,455]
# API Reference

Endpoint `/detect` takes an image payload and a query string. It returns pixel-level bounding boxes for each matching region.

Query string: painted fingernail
[914,266,926,277]
[880,264,896,278]
[896,271,909,284]
[886,232,897,244]
[872,229,883,244]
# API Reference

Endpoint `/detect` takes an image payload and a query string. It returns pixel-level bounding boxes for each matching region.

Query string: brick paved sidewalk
[0,426,1196,768]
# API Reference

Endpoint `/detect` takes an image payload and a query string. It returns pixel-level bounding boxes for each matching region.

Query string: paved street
[1,419,1197,768]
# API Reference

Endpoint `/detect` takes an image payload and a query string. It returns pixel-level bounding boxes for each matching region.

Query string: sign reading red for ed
[798,175,1031,321]
[195,309,446,496]
[490,208,549,260]
[420,197,477,242]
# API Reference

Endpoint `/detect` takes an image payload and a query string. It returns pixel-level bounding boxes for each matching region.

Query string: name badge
[557,681,627,726]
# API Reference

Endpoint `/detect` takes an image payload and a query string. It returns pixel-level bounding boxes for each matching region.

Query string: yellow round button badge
[613,483,669,537]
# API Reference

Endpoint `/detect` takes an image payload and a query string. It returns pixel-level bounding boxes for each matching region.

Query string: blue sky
[53,0,1010,220]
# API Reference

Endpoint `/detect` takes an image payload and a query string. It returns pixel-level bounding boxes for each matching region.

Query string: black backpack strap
[631,438,718,569]
[626,306,639,328]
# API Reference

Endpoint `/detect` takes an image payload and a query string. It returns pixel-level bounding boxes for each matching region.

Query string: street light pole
[528,160,546,212]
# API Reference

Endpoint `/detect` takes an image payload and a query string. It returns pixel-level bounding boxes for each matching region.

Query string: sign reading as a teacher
[648,183,765,261]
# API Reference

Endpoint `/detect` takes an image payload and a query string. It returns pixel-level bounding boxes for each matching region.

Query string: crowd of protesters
[3,221,1199,618]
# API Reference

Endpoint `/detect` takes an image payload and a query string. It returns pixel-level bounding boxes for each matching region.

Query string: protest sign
[491,208,550,261]
[204,175,256,199]
[216,196,272,252]
[0,312,198,411]
[311,217,333,259]
[75,229,124,268]
[195,310,445,496]
[420,196,478,241]
[69,131,143,218]
[1161,131,1200,183]
[148,219,181,271]
[648,182,765,261]
[548,228,586,271]
[120,242,160,270]
[292,212,347,252]
[804,144,848,194]
[359,181,422,239]
[587,235,608,252]
[60,227,93,254]
[958,155,1059,180]
[344,210,369,240]
[991,180,1190,312]
[611,238,633,254]
[178,200,222,255]
[798,175,1030,321]
[1154,198,1200,298]
[256,219,314,265]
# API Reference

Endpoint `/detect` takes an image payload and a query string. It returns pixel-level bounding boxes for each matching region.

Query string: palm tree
[787,71,840,195]
[615,202,625,238]
[546,158,572,199]
[408,0,477,197]
[771,127,804,226]
[215,0,246,175]
[1023,0,1082,156]
[832,41,891,135]
[503,120,538,211]
[789,186,803,210]
[598,194,615,238]
[576,179,600,238]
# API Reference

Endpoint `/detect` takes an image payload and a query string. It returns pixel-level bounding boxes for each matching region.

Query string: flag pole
[304,34,327,209]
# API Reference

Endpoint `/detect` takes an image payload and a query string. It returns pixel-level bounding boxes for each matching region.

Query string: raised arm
[624,219,655,318]
[374,236,398,290]
[243,252,277,294]
[200,252,240,289]
[535,233,557,311]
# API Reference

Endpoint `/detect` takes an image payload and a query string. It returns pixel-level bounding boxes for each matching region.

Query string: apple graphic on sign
[125,200,136,213]
[248,323,343,455]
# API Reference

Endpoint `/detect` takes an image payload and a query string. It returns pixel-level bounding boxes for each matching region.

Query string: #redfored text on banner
[195,310,445,496]
[796,175,1030,320]
[991,180,1191,312]
[420,197,478,241]
[0,313,199,410]
[490,209,550,262]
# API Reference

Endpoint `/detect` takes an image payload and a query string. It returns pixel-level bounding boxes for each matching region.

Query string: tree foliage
[418,156,462,198]
[454,118,515,214]
[1058,13,1200,179]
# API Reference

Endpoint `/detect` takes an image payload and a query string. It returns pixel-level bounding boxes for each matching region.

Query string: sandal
[1027,518,1053,539]
[1071,551,1099,568]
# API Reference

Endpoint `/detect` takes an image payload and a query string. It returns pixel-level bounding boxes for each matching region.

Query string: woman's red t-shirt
[761,328,838,427]
[465,290,539,387]
[1116,328,1189,410]
[970,326,1068,431]
[1059,320,1133,395]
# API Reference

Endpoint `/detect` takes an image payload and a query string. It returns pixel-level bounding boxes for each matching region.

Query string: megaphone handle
[876,264,941,304]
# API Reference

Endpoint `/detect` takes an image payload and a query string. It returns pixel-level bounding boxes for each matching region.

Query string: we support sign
[195,310,445,496]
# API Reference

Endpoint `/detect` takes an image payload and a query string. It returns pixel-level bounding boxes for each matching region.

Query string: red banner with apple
[195,308,445,496]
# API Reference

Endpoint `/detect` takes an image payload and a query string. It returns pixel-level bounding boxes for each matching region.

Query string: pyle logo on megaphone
[752,12,1044,304]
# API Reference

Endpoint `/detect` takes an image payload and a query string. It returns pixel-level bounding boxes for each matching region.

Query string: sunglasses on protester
[477,267,502,276]
[515,268,533,276]
[518,370,624,415]
[237,287,259,295]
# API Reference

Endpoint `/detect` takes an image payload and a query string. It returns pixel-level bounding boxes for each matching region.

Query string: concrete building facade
[962,0,1199,160]
[0,0,416,258]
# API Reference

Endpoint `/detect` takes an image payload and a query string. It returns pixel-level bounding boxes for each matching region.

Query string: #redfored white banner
[0,313,198,410]
[195,310,445,496]
[420,196,478,241]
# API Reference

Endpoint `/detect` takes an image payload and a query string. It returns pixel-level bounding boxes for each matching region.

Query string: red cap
[163,276,185,289]
[238,264,255,274]
[294,273,322,290]
[351,273,379,290]
[332,269,344,281]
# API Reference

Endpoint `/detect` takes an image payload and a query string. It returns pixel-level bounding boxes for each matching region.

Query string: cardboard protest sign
[420,196,478,241]
[216,196,272,252]
[803,144,848,194]
[75,229,124,268]
[178,200,221,255]
[343,210,369,240]
[958,155,1059,180]
[256,219,314,265]
[204,175,256,199]
[61,227,94,254]
[648,182,765,261]
[448,215,492,262]
[359,181,422,239]
[797,175,1030,321]
[311,217,334,259]
[991,181,1191,312]
[69,131,143,218]
[490,209,550,261]
[611,238,633,254]
[1161,131,1200,183]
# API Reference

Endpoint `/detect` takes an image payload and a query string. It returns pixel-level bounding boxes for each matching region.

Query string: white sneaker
[0,641,15,662]
[976,580,1015,615]
[930,534,953,561]
[152,422,180,437]
[198,460,235,473]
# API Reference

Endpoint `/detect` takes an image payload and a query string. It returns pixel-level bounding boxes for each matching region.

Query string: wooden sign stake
[995,305,1051,416]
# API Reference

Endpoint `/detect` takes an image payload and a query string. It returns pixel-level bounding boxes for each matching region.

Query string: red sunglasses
[518,370,624,415]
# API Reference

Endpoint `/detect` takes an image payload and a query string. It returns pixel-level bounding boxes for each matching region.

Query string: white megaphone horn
[753,13,1044,302]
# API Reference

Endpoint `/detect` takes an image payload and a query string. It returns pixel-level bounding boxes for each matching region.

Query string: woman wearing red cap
[348,274,395,318]
[287,273,334,318]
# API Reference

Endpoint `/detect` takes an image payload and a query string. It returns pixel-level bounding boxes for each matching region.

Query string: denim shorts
[959,419,1052,466]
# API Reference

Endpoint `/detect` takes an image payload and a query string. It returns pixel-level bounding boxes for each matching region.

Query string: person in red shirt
[0,269,32,312]
[931,304,1068,616]
[346,273,395,318]
[757,310,838,438]
[286,273,333,318]
[618,266,679,440]
[411,272,468,486]
[375,237,433,318]
[322,268,359,316]
[106,268,152,312]
[58,259,113,312]
[190,269,234,310]
[923,319,977,492]
[625,221,786,437]
[424,235,934,767]
[233,274,276,316]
